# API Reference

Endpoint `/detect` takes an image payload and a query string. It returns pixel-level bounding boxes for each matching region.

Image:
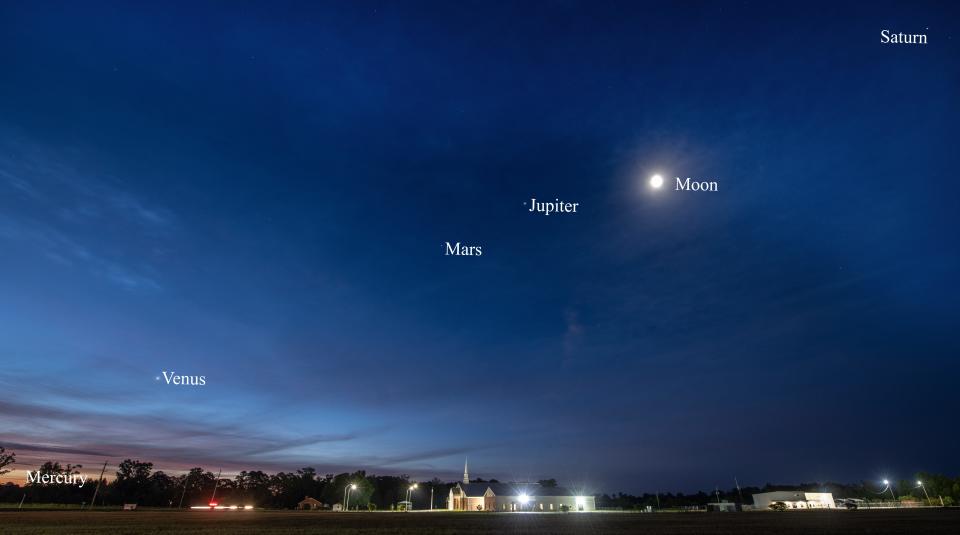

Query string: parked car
[835,498,861,510]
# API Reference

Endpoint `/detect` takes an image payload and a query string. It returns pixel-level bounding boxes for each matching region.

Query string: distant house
[752,491,835,510]
[706,502,738,512]
[447,460,595,512]
[297,496,327,510]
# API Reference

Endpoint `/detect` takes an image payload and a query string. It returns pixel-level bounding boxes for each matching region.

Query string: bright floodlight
[575,496,585,506]
[350,484,357,490]
[917,481,923,486]
[883,479,890,485]
[650,174,664,189]
[411,483,418,489]
[519,493,530,504]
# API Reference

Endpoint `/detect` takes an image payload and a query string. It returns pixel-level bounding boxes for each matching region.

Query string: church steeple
[463,457,469,484]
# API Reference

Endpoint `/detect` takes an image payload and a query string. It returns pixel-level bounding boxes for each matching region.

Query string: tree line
[1,448,958,509]
[0,455,452,509]
[595,475,960,509]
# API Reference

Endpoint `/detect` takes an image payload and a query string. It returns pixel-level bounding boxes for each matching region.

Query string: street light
[882,480,896,502]
[343,483,357,511]
[406,483,419,511]
[917,481,932,505]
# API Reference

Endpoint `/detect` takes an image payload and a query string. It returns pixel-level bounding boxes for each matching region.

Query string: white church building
[752,491,836,510]
[447,460,595,512]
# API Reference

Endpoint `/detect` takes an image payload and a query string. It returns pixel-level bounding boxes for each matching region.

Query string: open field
[1,509,959,534]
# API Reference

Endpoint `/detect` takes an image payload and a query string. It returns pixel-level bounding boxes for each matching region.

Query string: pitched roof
[457,482,576,498]
[538,486,576,497]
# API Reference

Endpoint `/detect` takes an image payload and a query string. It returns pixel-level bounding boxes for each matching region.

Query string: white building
[752,491,835,510]
[448,460,595,512]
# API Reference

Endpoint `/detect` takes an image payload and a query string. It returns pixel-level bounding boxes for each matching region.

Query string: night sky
[1,1,958,493]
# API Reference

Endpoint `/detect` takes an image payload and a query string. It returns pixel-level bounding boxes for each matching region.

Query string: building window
[539,503,543,511]
[550,503,554,511]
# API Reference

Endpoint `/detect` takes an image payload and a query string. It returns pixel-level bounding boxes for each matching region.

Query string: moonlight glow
[650,174,664,189]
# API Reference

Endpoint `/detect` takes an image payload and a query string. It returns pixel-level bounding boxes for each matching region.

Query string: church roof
[457,482,576,498]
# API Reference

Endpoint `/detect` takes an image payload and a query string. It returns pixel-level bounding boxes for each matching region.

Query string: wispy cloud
[107,191,174,229]
[0,168,42,199]
[0,393,376,477]
[0,214,162,292]
[0,126,173,291]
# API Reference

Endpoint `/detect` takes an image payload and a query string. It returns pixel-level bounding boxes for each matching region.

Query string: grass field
[1,509,958,534]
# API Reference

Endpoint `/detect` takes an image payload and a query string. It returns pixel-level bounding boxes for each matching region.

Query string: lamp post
[917,481,932,505]
[406,483,418,511]
[882,480,896,502]
[343,483,357,511]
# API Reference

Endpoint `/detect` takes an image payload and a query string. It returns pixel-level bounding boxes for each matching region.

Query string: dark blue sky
[1,1,957,493]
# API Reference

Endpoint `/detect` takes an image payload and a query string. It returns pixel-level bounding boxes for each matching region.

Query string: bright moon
[650,174,663,189]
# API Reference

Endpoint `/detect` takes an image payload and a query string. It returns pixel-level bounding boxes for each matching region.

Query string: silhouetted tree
[113,459,153,504]
[3,459,959,511]
[0,447,14,476]
[24,461,83,504]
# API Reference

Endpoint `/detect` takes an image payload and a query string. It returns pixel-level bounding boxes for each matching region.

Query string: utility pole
[178,471,191,509]
[734,477,743,504]
[210,468,222,505]
[430,487,434,510]
[88,460,108,510]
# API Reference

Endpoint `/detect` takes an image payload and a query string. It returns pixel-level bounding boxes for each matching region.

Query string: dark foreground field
[2,509,959,534]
